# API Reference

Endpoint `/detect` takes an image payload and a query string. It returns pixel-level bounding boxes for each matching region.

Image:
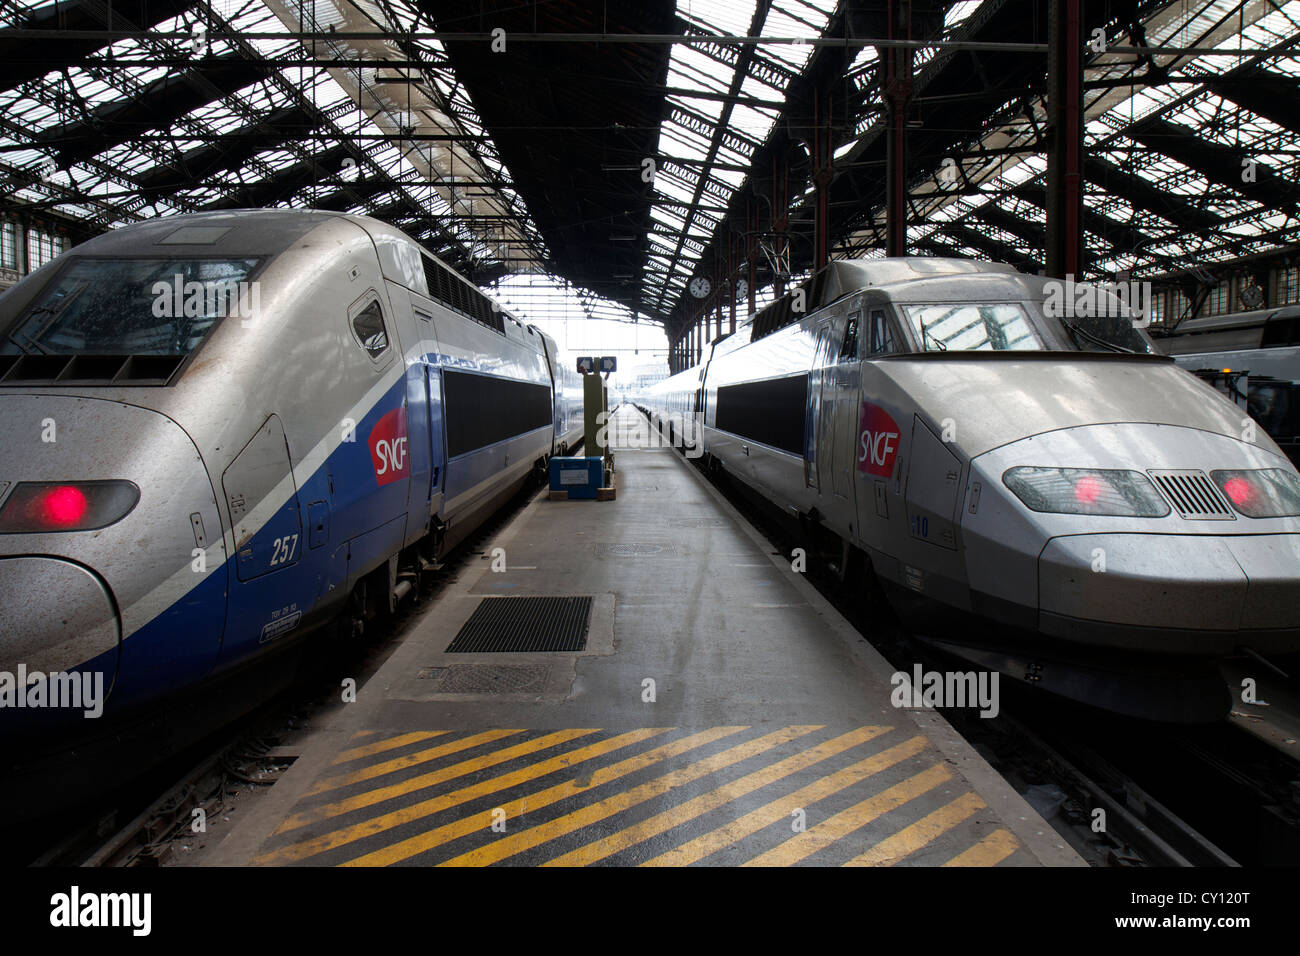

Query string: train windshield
[901,302,1039,352]
[1052,309,1154,354]
[2,256,261,356]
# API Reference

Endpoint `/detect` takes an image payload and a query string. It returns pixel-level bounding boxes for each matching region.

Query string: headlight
[1002,467,1170,517]
[0,480,140,533]
[1210,469,1300,518]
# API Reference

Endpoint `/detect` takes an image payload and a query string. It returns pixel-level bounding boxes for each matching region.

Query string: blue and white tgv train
[0,209,582,735]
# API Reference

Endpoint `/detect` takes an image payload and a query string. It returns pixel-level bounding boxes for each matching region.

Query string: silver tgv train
[0,209,582,740]
[639,259,1300,716]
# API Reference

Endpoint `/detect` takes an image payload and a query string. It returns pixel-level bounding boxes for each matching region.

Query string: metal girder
[1202,70,1300,139]
[312,176,397,212]
[133,105,316,193]
[203,142,359,210]
[0,0,196,91]
[33,54,275,168]
[1012,183,1147,259]
[653,0,773,317]
[1128,116,1298,216]
[1083,155,1221,232]
[972,197,1045,250]
[941,222,1037,268]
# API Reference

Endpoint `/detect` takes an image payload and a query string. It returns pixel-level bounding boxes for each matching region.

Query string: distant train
[0,209,582,743]
[638,259,1300,720]
[1151,304,1300,464]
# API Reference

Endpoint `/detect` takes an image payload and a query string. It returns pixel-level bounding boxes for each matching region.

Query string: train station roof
[1,0,1297,339]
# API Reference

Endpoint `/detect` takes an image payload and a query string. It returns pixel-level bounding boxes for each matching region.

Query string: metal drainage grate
[445,596,592,652]
[1149,469,1235,520]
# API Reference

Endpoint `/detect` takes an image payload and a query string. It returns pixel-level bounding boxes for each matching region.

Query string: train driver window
[350,298,389,358]
[839,312,860,361]
[869,309,895,354]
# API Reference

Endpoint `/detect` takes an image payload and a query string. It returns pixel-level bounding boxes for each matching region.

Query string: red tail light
[41,485,89,526]
[1211,469,1300,518]
[1222,476,1255,507]
[1073,474,1105,505]
[0,481,139,533]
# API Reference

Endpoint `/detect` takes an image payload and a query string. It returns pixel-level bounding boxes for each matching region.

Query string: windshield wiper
[3,327,50,355]
[1061,320,1135,354]
[919,319,947,351]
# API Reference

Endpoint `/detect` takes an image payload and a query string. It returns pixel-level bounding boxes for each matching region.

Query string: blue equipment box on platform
[549,456,603,499]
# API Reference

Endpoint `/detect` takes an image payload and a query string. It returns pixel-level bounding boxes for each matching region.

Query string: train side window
[869,309,895,354]
[351,299,389,357]
[839,312,860,361]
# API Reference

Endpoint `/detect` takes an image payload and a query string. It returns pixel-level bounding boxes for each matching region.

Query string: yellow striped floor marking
[942,828,1020,867]
[543,726,891,867]
[308,728,528,796]
[333,731,449,765]
[340,725,752,867]
[843,791,986,866]
[277,729,597,833]
[743,762,954,866]
[437,725,822,868]
[642,734,929,867]
[256,727,683,865]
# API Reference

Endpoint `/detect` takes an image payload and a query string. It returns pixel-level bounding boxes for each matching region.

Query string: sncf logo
[368,407,409,486]
[858,402,901,477]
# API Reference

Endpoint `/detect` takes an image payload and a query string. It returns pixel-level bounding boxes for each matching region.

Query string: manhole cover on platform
[671,516,727,528]
[596,542,666,557]
[445,595,592,652]
[433,662,551,694]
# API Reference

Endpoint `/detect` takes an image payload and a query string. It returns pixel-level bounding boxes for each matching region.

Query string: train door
[397,287,444,545]
[854,304,905,547]
[536,334,560,454]
[829,309,862,500]
[218,413,312,663]
[807,318,837,489]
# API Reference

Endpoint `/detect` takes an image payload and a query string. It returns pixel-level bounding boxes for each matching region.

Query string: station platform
[205,406,1081,867]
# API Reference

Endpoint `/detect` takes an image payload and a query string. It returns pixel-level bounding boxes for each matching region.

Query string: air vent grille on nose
[1147,470,1235,519]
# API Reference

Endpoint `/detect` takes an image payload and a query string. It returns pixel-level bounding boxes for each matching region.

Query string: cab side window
[352,299,389,357]
[839,312,860,361]
[869,309,895,354]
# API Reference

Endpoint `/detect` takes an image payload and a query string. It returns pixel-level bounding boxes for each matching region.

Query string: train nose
[0,394,228,721]
[1037,532,1300,654]
[0,556,119,720]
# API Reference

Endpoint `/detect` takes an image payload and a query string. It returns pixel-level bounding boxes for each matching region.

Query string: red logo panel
[368,406,409,486]
[857,402,901,477]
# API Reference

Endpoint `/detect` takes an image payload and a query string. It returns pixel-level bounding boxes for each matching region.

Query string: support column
[813,92,834,270]
[773,152,789,297]
[728,237,737,333]
[714,259,723,341]
[885,0,913,257]
[1046,0,1083,278]
[747,202,757,318]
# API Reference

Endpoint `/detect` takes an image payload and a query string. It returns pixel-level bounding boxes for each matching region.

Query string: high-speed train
[0,209,582,746]
[639,259,1300,719]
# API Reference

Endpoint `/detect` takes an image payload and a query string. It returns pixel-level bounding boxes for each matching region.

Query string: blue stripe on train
[12,357,555,728]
